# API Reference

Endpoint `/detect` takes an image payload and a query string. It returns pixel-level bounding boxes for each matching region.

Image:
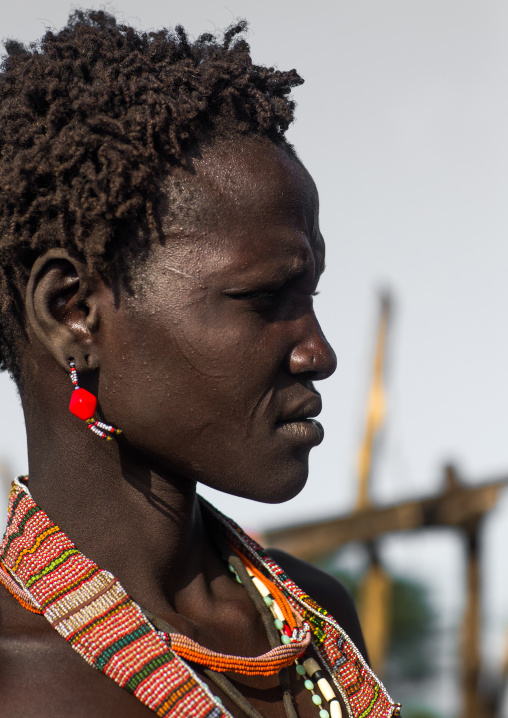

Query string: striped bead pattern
[0,481,231,718]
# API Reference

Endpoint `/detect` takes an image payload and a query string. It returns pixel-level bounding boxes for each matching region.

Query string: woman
[0,11,400,718]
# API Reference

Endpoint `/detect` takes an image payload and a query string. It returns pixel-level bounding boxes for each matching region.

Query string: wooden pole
[358,546,392,677]
[461,522,485,717]
[355,294,391,511]
[354,294,392,674]
[463,526,479,715]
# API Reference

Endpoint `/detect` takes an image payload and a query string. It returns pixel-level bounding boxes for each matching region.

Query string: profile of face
[96,139,337,503]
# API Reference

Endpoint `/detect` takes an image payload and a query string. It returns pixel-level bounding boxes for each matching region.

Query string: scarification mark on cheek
[161,266,201,281]
[164,330,232,381]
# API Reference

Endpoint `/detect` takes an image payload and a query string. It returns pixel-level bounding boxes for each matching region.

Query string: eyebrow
[275,254,325,287]
[223,231,325,289]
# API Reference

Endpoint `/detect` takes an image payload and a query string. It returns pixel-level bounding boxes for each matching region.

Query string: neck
[25,423,217,618]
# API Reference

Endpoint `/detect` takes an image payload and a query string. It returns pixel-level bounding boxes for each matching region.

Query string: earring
[68,361,122,440]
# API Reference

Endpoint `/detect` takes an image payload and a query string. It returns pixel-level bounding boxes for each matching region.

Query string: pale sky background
[2,2,508,713]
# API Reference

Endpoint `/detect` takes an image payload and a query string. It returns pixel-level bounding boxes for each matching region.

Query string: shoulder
[267,548,369,663]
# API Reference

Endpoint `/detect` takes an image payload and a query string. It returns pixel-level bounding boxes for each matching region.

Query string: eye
[235,290,277,300]
[227,289,278,308]
[225,282,318,313]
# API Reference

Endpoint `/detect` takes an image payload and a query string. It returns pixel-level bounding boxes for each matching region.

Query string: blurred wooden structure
[263,467,505,563]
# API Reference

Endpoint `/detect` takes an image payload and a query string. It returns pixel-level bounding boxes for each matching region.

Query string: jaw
[193,444,312,505]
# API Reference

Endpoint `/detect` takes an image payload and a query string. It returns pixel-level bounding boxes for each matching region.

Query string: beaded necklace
[226,550,343,718]
[0,478,401,718]
[140,550,328,718]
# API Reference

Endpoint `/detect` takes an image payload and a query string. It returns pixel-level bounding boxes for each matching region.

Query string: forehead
[195,139,317,222]
[162,138,323,277]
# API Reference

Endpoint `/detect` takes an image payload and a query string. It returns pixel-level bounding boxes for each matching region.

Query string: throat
[28,460,213,610]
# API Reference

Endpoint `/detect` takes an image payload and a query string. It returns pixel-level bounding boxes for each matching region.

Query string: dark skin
[0,138,367,717]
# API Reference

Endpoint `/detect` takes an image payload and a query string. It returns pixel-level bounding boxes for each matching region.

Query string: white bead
[271,600,284,622]
[330,699,343,718]
[303,657,321,676]
[251,576,271,598]
[317,678,336,703]
[303,658,337,702]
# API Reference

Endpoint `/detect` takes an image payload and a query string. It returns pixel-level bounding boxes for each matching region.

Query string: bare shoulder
[267,548,369,662]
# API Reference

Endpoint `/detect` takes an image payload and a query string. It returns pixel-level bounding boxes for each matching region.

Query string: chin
[222,458,310,505]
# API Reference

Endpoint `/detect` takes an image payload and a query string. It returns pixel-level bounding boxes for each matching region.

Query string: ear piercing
[68,361,122,440]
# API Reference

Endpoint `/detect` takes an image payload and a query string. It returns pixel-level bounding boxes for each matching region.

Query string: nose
[287,314,337,380]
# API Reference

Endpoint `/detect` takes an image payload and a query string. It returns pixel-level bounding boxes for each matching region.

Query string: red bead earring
[68,361,122,440]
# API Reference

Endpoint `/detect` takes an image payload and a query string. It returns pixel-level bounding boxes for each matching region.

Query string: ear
[25,248,101,373]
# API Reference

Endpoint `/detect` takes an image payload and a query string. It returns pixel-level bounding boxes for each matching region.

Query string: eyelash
[235,290,276,300]
[231,289,319,304]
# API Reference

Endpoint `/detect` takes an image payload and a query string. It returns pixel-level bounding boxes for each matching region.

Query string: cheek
[97,311,309,499]
[98,313,280,444]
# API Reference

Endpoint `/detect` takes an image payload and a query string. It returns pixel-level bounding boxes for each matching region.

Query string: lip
[275,393,324,445]
[277,393,322,424]
[275,418,324,445]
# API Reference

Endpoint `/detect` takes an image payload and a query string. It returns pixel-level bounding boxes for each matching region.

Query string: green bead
[274,618,284,630]
[312,694,322,706]
[263,595,273,607]
[228,564,235,573]
[319,710,330,718]
[296,664,306,676]
[235,575,242,584]
[215,696,223,704]
[280,634,291,644]
[304,679,314,691]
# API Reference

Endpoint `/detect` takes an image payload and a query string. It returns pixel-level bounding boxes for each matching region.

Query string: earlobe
[25,249,99,373]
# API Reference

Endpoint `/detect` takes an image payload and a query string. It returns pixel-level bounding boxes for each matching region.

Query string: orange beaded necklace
[139,546,311,676]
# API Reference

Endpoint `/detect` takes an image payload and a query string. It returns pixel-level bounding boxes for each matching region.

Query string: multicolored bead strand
[241,566,289,642]
[68,361,121,440]
[243,565,343,718]
[214,502,401,718]
[298,657,343,718]
[228,562,243,584]
[140,559,309,676]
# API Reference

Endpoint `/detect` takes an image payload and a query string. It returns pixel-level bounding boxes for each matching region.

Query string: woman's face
[98,139,337,503]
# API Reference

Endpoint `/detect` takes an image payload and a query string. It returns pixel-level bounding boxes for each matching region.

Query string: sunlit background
[2,2,508,716]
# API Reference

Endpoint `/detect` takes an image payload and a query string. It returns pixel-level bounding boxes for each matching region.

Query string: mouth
[275,393,324,446]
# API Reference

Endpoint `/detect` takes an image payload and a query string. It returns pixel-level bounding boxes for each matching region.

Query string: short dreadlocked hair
[0,9,303,382]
